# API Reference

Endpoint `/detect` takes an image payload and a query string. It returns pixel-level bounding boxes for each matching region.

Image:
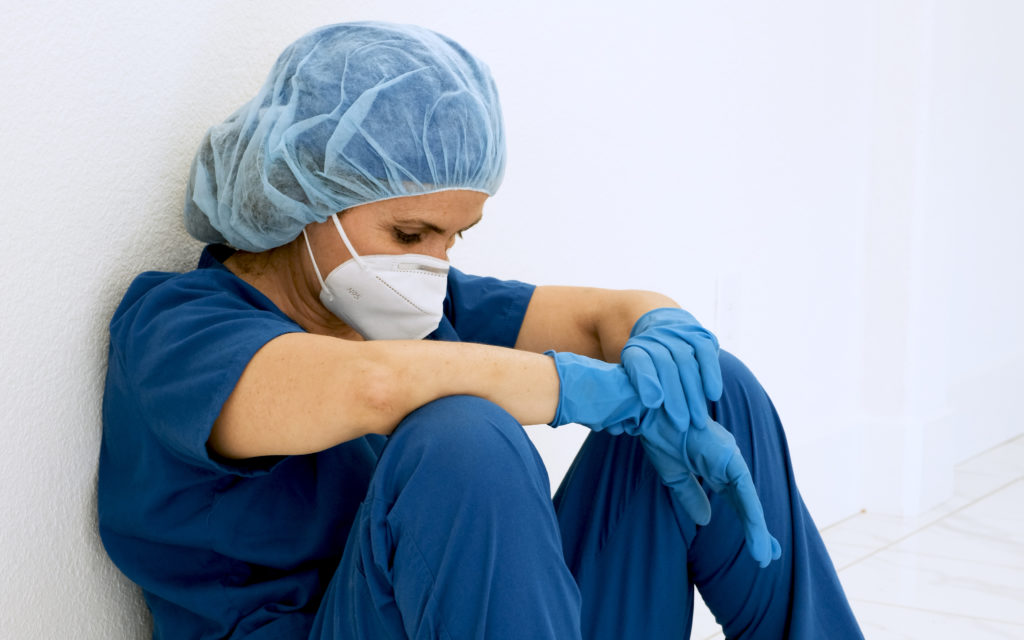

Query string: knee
[712,351,788,456]
[713,350,783,434]
[718,349,771,408]
[378,395,550,497]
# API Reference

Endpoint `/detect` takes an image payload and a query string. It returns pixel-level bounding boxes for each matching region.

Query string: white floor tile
[838,481,1024,625]
[840,549,1024,625]
[822,538,877,571]
[820,510,939,551]
[689,436,1024,639]
[954,468,1020,504]
[820,436,1024,563]
[850,599,1024,639]
[949,478,1024,528]
[957,435,1024,481]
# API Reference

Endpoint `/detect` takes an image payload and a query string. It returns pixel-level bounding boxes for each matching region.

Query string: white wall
[929,0,1024,453]
[2,1,1021,637]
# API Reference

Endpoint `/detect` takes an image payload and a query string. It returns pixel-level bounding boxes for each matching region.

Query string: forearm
[211,333,559,459]
[371,339,560,430]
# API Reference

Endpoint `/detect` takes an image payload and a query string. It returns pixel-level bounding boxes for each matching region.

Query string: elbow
[347,357,405,436]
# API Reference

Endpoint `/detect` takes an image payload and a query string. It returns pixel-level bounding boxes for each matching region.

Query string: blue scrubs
[99,245,863,639]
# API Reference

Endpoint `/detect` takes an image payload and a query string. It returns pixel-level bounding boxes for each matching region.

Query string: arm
[213,285,679,460]
[514,285,680,363]
[515,285,780,567]
[210,333,559,459]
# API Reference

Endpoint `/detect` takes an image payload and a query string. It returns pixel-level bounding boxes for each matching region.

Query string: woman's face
[307,189,488,269]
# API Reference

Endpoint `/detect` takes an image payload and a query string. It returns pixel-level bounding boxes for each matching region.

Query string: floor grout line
[955,434,1024,467]
[833,476,1024,572]
[820,508,870,533]
[850,597,1024,627]
[698,437,1024,637]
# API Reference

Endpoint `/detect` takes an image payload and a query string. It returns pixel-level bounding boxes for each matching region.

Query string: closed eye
[394,229,422,244]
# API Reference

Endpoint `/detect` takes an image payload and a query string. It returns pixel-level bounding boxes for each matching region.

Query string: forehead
[350,190,487,226]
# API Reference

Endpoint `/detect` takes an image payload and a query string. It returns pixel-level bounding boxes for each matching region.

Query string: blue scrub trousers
[308,351,864,639]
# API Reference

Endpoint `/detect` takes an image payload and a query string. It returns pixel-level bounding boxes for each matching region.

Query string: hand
[642,416,782,568]
[547,348,780,567]
[546,350,657,432]
[621,308,722,432]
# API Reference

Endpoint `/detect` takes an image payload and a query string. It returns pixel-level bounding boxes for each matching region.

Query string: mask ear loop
[331,213,368,269]
[301,228,332,300]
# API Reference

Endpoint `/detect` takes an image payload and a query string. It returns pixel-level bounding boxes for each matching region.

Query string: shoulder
[112,267,242,334]
[109,255,298,360]
[444,267,535,347]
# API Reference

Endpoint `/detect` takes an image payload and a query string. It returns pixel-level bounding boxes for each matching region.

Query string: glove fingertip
[690,501,712,526]
[706,377,723,403]
[752,541,769,568]
[753,535,782,568]
[677,488,712,525]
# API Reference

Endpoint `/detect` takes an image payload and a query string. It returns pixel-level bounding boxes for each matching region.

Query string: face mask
[301,214,449,340]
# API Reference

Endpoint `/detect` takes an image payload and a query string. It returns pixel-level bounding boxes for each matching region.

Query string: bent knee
[713,350,784,442]
[718,349,769,403]
[392,395,523,450]
[382,395,546,489]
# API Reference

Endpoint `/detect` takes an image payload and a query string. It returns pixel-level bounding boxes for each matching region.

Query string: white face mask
[301,214,449,340]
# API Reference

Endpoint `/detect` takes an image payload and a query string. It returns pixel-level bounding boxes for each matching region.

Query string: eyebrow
[394,215,483,235]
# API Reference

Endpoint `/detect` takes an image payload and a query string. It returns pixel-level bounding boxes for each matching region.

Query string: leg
[309,395,583,640]
[553,350,863,640]
[554,429,698,640]
[691,350,863,639]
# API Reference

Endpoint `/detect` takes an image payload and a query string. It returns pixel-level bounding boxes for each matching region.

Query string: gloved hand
[621,307,722,433]
[642,415,782,568]
[546,350,657,432]
[547,348,780,567]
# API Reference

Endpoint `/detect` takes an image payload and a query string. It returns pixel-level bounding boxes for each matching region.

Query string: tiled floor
[689,435,1024,639]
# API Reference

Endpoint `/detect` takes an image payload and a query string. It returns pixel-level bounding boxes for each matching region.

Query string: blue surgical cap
[184,22,505,252]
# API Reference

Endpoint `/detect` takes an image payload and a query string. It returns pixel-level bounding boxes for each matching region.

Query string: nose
[420,242,448,263]
[431,237,456,262]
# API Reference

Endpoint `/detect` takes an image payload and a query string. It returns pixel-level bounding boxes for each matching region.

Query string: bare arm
[212,285,680,460]
[210,333,559,459]
[514,285,680,362]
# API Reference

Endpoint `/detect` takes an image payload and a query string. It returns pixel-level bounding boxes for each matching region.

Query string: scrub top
[98,244,535,639]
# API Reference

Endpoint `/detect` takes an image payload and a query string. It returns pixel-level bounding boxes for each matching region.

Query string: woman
[98,22,863,639]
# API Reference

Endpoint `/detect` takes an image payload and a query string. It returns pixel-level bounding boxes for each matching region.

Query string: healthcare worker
[98,22,864,640]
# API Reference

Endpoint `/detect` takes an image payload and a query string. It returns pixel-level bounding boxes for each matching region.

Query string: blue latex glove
[642,415,782,568]
[547,349,779,567]
[546,351,658,432]
[621,308,723,433]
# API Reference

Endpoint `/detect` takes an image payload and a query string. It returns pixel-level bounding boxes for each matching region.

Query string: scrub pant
[309,351,864,639]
